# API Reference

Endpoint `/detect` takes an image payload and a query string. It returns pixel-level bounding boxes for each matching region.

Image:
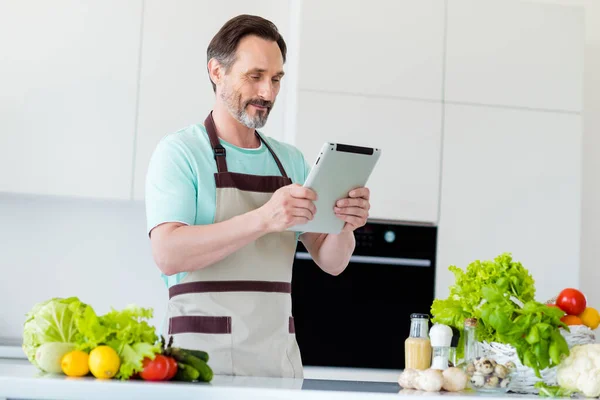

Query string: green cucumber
[180,354,213,382]
[173,363,200,382]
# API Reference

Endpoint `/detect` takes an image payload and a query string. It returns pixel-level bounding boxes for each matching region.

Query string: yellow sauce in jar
[405,336,432,370]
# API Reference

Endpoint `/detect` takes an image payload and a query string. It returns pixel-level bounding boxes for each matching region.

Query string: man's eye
[272,78,281,83]
[251,75,260,80]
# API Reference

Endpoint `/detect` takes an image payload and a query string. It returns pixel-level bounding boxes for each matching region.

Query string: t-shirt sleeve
[145,137,197,235]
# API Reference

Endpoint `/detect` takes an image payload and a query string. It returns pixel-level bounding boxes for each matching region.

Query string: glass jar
[404,313,432,370]
[462,318,515,393]
[463,318,480,365]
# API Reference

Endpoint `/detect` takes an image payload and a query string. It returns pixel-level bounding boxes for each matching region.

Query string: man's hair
[207,14,287,92]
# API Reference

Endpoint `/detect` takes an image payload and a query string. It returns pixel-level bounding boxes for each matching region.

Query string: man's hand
[334,187,370,232]
[257,184,317,233]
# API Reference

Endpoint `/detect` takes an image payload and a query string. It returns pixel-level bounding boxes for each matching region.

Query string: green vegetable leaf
[115,342,161,380]
[535,382,577,398]
[526,325,540,345]
[22,297,89,368]
[430,253,569,371]
[74,304,161,380]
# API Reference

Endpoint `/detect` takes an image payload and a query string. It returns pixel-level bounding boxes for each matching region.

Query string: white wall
[525,0,600,335]
[0,193,167,339]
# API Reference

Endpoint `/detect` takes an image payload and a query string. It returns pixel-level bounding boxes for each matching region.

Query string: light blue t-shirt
[145,123,311,288]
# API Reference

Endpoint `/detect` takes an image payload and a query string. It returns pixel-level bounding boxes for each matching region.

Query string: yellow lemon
[579,307,600,330]
[88,346,121,379]
[61,350,89,377]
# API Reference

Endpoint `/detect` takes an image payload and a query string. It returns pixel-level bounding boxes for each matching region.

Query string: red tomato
[164,357,178,380]
[140,355,169,381]
[556,288,587,315]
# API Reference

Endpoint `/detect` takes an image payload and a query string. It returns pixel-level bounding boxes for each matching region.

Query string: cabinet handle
[294,252,431,267]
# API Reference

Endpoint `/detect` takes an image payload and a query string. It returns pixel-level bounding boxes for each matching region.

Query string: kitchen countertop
[0,359,543,400]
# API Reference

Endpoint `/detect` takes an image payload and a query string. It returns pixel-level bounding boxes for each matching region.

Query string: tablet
[288,142,381,234]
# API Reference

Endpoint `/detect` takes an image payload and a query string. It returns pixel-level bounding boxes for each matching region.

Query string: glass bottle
[463,317,480,364]
[404,313,432,370]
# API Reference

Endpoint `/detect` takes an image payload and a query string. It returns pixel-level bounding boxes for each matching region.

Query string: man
[145,14,371,378]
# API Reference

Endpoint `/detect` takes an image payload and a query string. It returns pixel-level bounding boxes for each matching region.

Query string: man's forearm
[304,231,355,275]
[151,210,267,275]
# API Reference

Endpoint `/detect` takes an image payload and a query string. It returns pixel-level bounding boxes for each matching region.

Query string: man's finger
[334,206,368,218]
[348,187,370,200]
[336,198,369,209]
[290,185,317,201]
[335,214,363,227]
[292,208,314,221]
[292,198,317,216]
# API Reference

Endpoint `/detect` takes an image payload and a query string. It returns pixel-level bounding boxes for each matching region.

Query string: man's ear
[208,58,223,88]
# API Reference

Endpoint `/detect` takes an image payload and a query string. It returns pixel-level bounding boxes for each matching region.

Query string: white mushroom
[470,372,485,388]
[412,371,423,391]
[398,368,420,390]
[415,369,444,392]
[442,367,468,392]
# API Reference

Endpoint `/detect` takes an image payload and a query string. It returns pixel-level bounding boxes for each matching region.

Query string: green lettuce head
[22,297,89,367]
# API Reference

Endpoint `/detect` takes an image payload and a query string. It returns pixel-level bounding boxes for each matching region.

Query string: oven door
[291,221,437,370]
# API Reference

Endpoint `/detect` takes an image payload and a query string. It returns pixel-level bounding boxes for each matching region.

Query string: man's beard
[220,85,274,129]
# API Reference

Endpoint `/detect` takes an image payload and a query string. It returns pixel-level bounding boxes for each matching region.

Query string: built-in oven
[291,220,437,370]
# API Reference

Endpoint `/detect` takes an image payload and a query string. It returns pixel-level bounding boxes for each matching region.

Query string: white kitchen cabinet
[298,0,445,101]
[436,104,582,303]
[295,90,443,224]
[132,0,291,200]
[445,0,584,112]
[0,1,142,200]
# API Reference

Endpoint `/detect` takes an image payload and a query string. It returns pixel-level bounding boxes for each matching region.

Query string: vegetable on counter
[555,343,600,398]
[398,367,468,393]
[22,297,87,371]
[549,287,599,331]
[35,342,76,374]
[21,296,213,383]
[430,253,570,378]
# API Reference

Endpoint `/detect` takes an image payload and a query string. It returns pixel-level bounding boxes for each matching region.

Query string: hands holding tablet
[257,183,370,234]
[334,187,370,232]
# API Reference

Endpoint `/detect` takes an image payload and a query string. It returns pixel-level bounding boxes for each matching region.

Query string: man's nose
[258,79,275,101]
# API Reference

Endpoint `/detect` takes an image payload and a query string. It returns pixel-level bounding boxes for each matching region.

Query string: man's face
[218,35,284,129]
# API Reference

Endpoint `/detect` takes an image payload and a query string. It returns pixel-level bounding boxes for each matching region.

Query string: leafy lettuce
[23,297,161,380]
[22,297,88,368]
[75,304,161,379]
[431,253,569,377]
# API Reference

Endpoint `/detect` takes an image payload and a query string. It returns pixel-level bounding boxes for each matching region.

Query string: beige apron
[166,112,304,378]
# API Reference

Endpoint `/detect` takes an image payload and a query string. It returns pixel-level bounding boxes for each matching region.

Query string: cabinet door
[295,91,442,224]
[445,0,584,112]
[0,1,142,200]
[298,0,445,100]
[132,0,290,200]
[436,104,582,302]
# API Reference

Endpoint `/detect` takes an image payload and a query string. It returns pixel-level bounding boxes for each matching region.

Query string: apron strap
[204,112,228,173]
[257,133,289,179]
[204,111,290,179]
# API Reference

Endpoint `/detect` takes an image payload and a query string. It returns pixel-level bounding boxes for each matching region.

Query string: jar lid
[430,323,453,346]
[464,318,478,327]
[410,313,430,320]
